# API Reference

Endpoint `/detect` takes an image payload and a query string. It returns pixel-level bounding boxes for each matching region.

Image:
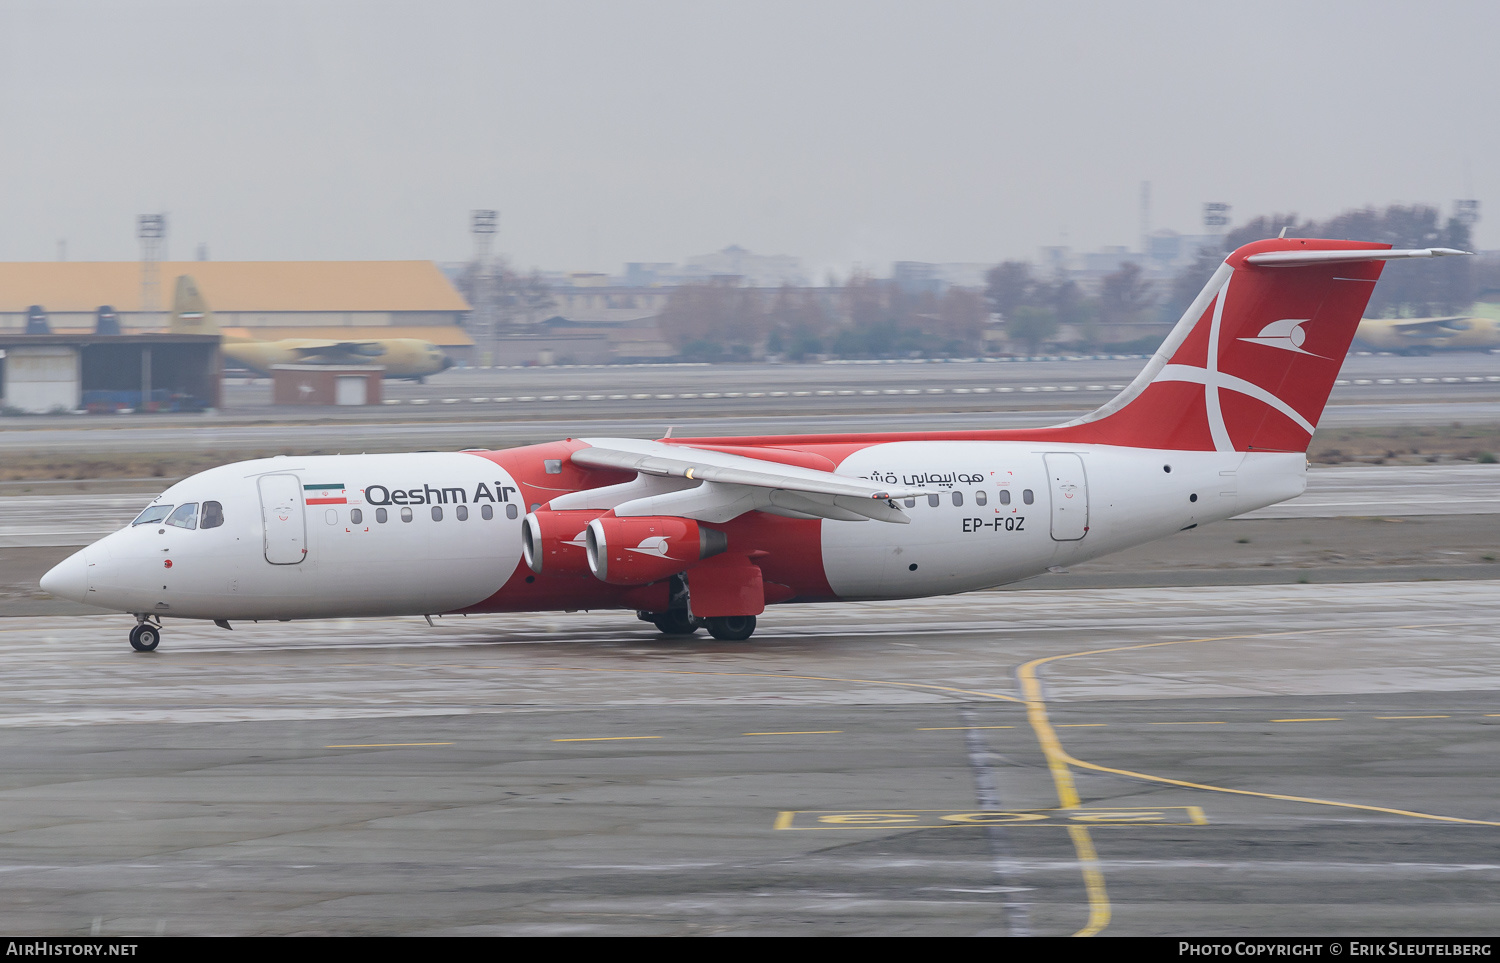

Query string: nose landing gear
[129,616,161,653]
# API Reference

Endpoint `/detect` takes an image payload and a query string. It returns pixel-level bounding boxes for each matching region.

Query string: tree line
[1164,205,1475,325]
[988,204,1478,356]
[658,276,988,361]
[461,203,1480,360]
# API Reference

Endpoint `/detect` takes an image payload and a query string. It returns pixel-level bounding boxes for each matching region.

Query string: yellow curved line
[1017,649,1109,935]
[1016,620,1496,936]
[1054,746,1500,828]
[1066,825,1111,936]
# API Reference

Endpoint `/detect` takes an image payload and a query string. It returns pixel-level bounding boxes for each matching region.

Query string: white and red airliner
[42,238,1466,651]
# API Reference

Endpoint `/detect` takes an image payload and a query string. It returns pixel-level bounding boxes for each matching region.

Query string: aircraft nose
[441,354,455,370]
[40,550,89,603]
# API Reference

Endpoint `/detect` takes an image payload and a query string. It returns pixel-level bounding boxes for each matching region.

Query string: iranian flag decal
[304,483,348,505]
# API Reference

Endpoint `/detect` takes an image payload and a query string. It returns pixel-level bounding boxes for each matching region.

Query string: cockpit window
[132,504,174,526]
[201,501,224,529]
[166,503,199,530]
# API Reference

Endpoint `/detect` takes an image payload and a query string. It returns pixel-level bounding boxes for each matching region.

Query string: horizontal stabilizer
[1246,247,1470,267]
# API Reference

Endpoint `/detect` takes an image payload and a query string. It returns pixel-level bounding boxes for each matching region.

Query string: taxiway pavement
[1,583,1497,935]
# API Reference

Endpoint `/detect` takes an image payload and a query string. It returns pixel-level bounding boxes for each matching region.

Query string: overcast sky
[0,1,1494,275]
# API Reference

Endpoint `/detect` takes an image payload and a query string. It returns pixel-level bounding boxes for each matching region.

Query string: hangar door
[5,345,79,413]
[1044,453,1089,541]
[259,474,307,564]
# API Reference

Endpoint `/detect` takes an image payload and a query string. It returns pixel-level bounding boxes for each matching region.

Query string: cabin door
[259,474,307,564]
[1044,453,1089,541]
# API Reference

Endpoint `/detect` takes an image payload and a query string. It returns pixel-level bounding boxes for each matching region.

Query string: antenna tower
[471,209,499,353]
[137,214,167,328]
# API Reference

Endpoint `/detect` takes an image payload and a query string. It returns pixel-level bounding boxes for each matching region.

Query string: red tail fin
[1061,238,1466,453]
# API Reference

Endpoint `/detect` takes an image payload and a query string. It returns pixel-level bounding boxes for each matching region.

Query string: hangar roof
[0,262,470,313]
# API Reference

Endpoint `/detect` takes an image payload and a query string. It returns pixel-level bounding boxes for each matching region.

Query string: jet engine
[521,510,605,577]
[584,515,728,585]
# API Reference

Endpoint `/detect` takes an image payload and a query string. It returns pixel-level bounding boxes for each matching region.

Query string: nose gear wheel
[129,623,160,652]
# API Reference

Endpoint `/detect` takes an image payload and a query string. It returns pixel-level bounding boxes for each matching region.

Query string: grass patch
[1308,424,1500,465]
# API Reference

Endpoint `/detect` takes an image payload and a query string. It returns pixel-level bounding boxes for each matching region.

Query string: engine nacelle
[585,515,728,585]
[522,510,605,577]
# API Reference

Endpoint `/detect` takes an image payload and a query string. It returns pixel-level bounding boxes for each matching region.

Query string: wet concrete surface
[0,583,1497,935]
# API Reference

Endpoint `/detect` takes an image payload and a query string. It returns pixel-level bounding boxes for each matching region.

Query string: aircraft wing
[560,437,931,524]
[288,341,385,360]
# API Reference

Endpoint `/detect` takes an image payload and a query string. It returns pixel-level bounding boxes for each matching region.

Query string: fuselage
[48,439,1304,622]
[223,336,452,380]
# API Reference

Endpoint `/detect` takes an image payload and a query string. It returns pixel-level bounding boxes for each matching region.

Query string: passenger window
[166,503,198,530]
[904,498,916,508]
[325,509,337,525]
[506,504,518,519]
[951,492,963,507]
[431,506,443,521]
[400,507,413,522]
[1023,489,1034,505]
[975,490,987,506]
[132,504,174,526]
[350,508,363,524]
[376,508,388,523]
[927,494,940,507]
[481,504,494,520]
[201,501,224,529]
[456,505,468,521]
[999,490,1011,505]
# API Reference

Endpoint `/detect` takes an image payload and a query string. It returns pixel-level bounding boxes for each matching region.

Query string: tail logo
[1238,318,1326,358]
[1155,275,1316,452]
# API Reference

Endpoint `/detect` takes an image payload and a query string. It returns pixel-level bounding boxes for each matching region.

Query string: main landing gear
[704,615,756,641]
[640,610,758,641]
[637,574,760,641]
[647,609,702,636]
[129,616,161,653]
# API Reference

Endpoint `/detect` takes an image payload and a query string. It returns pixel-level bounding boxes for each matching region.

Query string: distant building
[1040,231,1224,289]
[549,282,671,325]
[681,245,805,287]
[892,261,993,295]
